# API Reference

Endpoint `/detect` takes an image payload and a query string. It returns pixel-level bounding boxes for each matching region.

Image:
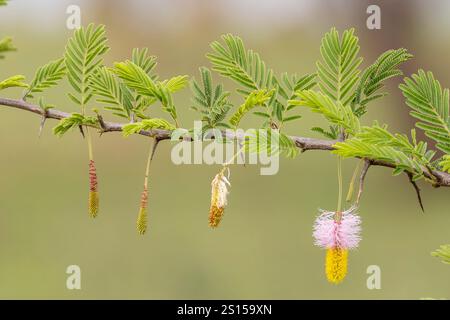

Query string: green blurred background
[0,0,449,299]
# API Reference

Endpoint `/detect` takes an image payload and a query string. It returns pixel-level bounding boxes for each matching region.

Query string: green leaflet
[114,60,188,123]
[229,89,274,128]
[353,48,412,115]
[317,27,362,106]
[90,66,134,119]
[24,58,66,99]
[122,118,175,137]
[0,36,15,59]
[53,113,98,136]
[333,123,435,180]
[191,67,232,129]
[64,23,109,107]
[131,48,157,76]
[244,128,298,158]
[431,245,450,264]
[0,75,28,91]
[206,34,312,126]
[291,90,360,136]
[400,70,450,154]
[282,72,317,107]
[440,155,450,173]
[311,125,339,140]
[207,34,275,96]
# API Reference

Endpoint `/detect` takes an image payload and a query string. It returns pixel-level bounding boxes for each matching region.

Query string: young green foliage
[130,48,159,118]
[245,128,298,158]
[333,123,435,180]
[114,60,188,125]
[90,66,133,119]
[311,125,339,140]
[122,118,175,137]
[291,90,360,136]
[229,89,274,128]
[275,73,316,126]
[353,48,412,116]
[53,113,98,136]
[0,75,27,91]
[191,67,232,129]
[207,34,314,127]
[282,72,317,107]
[207,34,275,96]
[0,37,15,59]
[431,244,450,264]
[131,48,157,75]
[317,28,362,107]
[440,155,450,173]
[64,23,109,108]
[24,58,66,99]
[400,70,450,154]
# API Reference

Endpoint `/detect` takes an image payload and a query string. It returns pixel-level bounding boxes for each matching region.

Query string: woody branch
[1,96,449,188]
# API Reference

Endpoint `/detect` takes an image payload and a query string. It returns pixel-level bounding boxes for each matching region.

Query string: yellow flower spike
[325,247,348,284]
[88,191,99,218]
[88,160,99,218]
[136,187,148,235]
[209,168,230,228]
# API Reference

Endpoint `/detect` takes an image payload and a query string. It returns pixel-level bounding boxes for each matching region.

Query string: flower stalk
[136,139,159,235]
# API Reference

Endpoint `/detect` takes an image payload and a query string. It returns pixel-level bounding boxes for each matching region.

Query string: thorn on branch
[38,109,48,138]
[78,125,85,138]
[406,172,425,212]
[150,138,161,161]
[356,159,371,206]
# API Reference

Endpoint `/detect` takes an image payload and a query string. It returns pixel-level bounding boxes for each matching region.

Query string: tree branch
[1,96,450,187]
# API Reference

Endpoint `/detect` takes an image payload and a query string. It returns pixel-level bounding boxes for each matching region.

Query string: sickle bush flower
[88,160,99,218]
[209,169,231,228]
[313,206,361,284]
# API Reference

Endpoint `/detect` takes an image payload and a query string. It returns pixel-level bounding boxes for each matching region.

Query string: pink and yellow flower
[313,206,361,284]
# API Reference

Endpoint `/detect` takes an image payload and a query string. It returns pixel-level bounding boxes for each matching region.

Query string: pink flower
[313,206,361,250]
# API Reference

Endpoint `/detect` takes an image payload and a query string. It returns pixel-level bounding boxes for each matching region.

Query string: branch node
[96,114,108,136]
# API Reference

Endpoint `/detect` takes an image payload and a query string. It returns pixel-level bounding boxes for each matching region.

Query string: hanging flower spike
[325,247,348,284]
[136,185,148,235]
[209,168,230,228]
[135,139,158,235]
[88,159,99,218]
[313,206,361,284]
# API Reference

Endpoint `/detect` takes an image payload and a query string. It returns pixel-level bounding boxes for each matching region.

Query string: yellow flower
[325,247,348,284]
[136,186,148,235]
[209,169,230,228]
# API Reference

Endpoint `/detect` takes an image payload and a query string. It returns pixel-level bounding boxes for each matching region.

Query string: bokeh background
[0,0,449,299]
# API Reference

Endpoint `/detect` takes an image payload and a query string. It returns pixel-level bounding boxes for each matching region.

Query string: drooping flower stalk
[336,156,343,212]
[136,139,159,235]
[209,167,230,228]
[346,159,362,202]
[313,156,362,284]
[87,127,99,218]
[313,206,362,284]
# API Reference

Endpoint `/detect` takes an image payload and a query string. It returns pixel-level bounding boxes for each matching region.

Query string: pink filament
[313,207,361,250]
